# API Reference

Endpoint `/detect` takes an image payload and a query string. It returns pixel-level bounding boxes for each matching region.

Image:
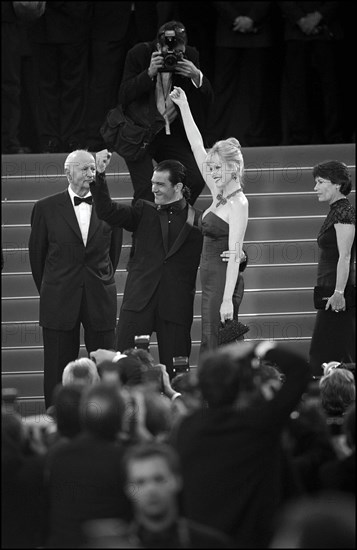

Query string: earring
[232,173,237,180]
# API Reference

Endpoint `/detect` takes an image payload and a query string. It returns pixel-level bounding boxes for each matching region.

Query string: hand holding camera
[174,58,200,83]
[148,50,165,78]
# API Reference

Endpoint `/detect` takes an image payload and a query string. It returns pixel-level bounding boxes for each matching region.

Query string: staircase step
[2,288,316,322]
[4,191,355,227]
[2,144,355,177]
[2,312,316,348]
[1,216,326,246]
[2,240,321,274]
[3,165,355,202]
[1,264,318,297]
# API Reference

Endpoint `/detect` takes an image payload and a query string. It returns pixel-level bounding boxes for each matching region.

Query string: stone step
[1,312,317,349]
[2,288,316,322]
[2,165,355,201]
[1,263,318,298]
[2,144,354,177]
[4,191,355,226]
[1,215,325,248]
[2,240,321,274]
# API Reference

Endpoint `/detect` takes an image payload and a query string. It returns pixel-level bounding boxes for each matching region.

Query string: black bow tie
[157,200,185,212]
[74,195,92,206]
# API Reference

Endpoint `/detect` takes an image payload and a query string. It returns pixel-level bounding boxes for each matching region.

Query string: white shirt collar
[68,185,92,206]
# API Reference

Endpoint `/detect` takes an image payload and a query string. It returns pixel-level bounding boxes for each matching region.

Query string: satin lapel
[165,205,195,259]
[58,191,83,241]
[158,210,169,255]
[87,203,101,245]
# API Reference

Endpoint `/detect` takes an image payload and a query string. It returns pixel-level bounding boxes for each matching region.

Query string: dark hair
[319,368,355,417]
[122,442,181,481]
[80,384,125,440]
[313,161,352,196]
[154,159,191,200]
[52,384,83,438]
[123,348,153,369]
[117,356,144,386]
[157,20,187,45]
[198,347,256,408]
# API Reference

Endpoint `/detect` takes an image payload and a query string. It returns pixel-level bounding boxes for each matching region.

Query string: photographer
[117,20,214,205]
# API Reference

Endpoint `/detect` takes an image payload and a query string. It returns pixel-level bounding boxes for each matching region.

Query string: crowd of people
[2,343,356,548]
[1,1,355,155]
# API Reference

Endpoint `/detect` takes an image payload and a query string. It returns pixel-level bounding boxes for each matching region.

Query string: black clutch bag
[313,285,356,310]
[218,319,250,346]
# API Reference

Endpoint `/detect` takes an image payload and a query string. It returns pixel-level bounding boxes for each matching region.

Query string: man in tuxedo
[117,20,214,205]
[90,154,203,378]
[29,150,122,408]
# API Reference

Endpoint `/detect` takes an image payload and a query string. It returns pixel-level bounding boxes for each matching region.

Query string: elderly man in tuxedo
[29,150,122,407]
[90,153,203,377]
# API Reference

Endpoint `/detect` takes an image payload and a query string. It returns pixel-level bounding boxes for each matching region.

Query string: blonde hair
[62,358,100,386]
[208,137,244,184]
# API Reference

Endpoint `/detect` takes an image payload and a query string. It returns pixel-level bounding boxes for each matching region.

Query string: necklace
[216,188,242,207]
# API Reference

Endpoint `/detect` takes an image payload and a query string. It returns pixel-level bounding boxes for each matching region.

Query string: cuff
[191,70,203,88]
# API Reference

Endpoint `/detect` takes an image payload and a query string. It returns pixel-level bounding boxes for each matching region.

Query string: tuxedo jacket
[90,173,203,327]
[28,189,122,330]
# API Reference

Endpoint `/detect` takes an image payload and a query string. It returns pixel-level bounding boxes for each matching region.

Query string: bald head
[64,149,96,197]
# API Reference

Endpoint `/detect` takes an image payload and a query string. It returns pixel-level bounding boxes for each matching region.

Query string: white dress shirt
[68,186,92,246]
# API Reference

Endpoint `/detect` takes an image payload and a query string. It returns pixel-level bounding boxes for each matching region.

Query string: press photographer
[110,20,213,205]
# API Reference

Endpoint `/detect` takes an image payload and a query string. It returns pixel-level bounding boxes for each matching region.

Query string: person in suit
[28,1,91,152]
[117,20,214,205]
[86,1,158,151]
[90,154,203,378]
[28,149,123,408]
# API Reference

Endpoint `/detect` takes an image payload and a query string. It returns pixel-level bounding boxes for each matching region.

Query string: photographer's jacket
[118,41,214,140]
[90,173,203,327]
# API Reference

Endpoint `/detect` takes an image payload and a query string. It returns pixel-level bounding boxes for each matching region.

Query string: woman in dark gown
[170,86,249,353]
[309,161,356,375]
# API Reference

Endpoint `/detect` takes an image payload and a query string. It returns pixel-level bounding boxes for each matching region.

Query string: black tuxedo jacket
[29,189,122,330]
[90,173,203,327]
[118,41,214,139]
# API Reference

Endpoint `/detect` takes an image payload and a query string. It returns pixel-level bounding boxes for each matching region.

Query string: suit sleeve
[90,172,142,231]
[109,226,123,272]
[118,42,155,106]
[28,202,48,293]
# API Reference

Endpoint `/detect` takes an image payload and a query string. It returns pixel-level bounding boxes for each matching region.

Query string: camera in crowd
[158,29,185,72]
[134,335,150,351]
[173,356,190,375]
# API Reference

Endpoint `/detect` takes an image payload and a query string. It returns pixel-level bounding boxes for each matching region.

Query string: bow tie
[157,200,185,212]
[74,195,92,206]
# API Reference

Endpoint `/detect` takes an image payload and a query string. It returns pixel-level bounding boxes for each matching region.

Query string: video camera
[158,29,185,72]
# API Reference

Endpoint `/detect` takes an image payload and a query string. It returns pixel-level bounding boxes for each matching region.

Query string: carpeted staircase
[2,144,355,415]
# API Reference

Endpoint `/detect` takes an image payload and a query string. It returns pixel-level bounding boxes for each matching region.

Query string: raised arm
[170,86,211,189]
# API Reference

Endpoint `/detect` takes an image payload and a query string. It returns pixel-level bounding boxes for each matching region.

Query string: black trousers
[42,291,115,408]
[126,122,206,205]
[208,47,272,147]
[1,22,21,149]
[116,290,192,378]
[33,40,88,148]
[284,40,343,145]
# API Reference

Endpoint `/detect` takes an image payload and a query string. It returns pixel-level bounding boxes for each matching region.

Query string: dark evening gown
[309,198,356,375]
[200,211,244,354]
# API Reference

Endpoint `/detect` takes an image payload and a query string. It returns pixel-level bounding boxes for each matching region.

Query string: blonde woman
[170,86,248,353]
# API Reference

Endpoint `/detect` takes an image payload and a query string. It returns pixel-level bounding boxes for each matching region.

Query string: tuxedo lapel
[165,205,195,259]
[87,205,101,245]
[158,211,169,255]
[57,191,83,241]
